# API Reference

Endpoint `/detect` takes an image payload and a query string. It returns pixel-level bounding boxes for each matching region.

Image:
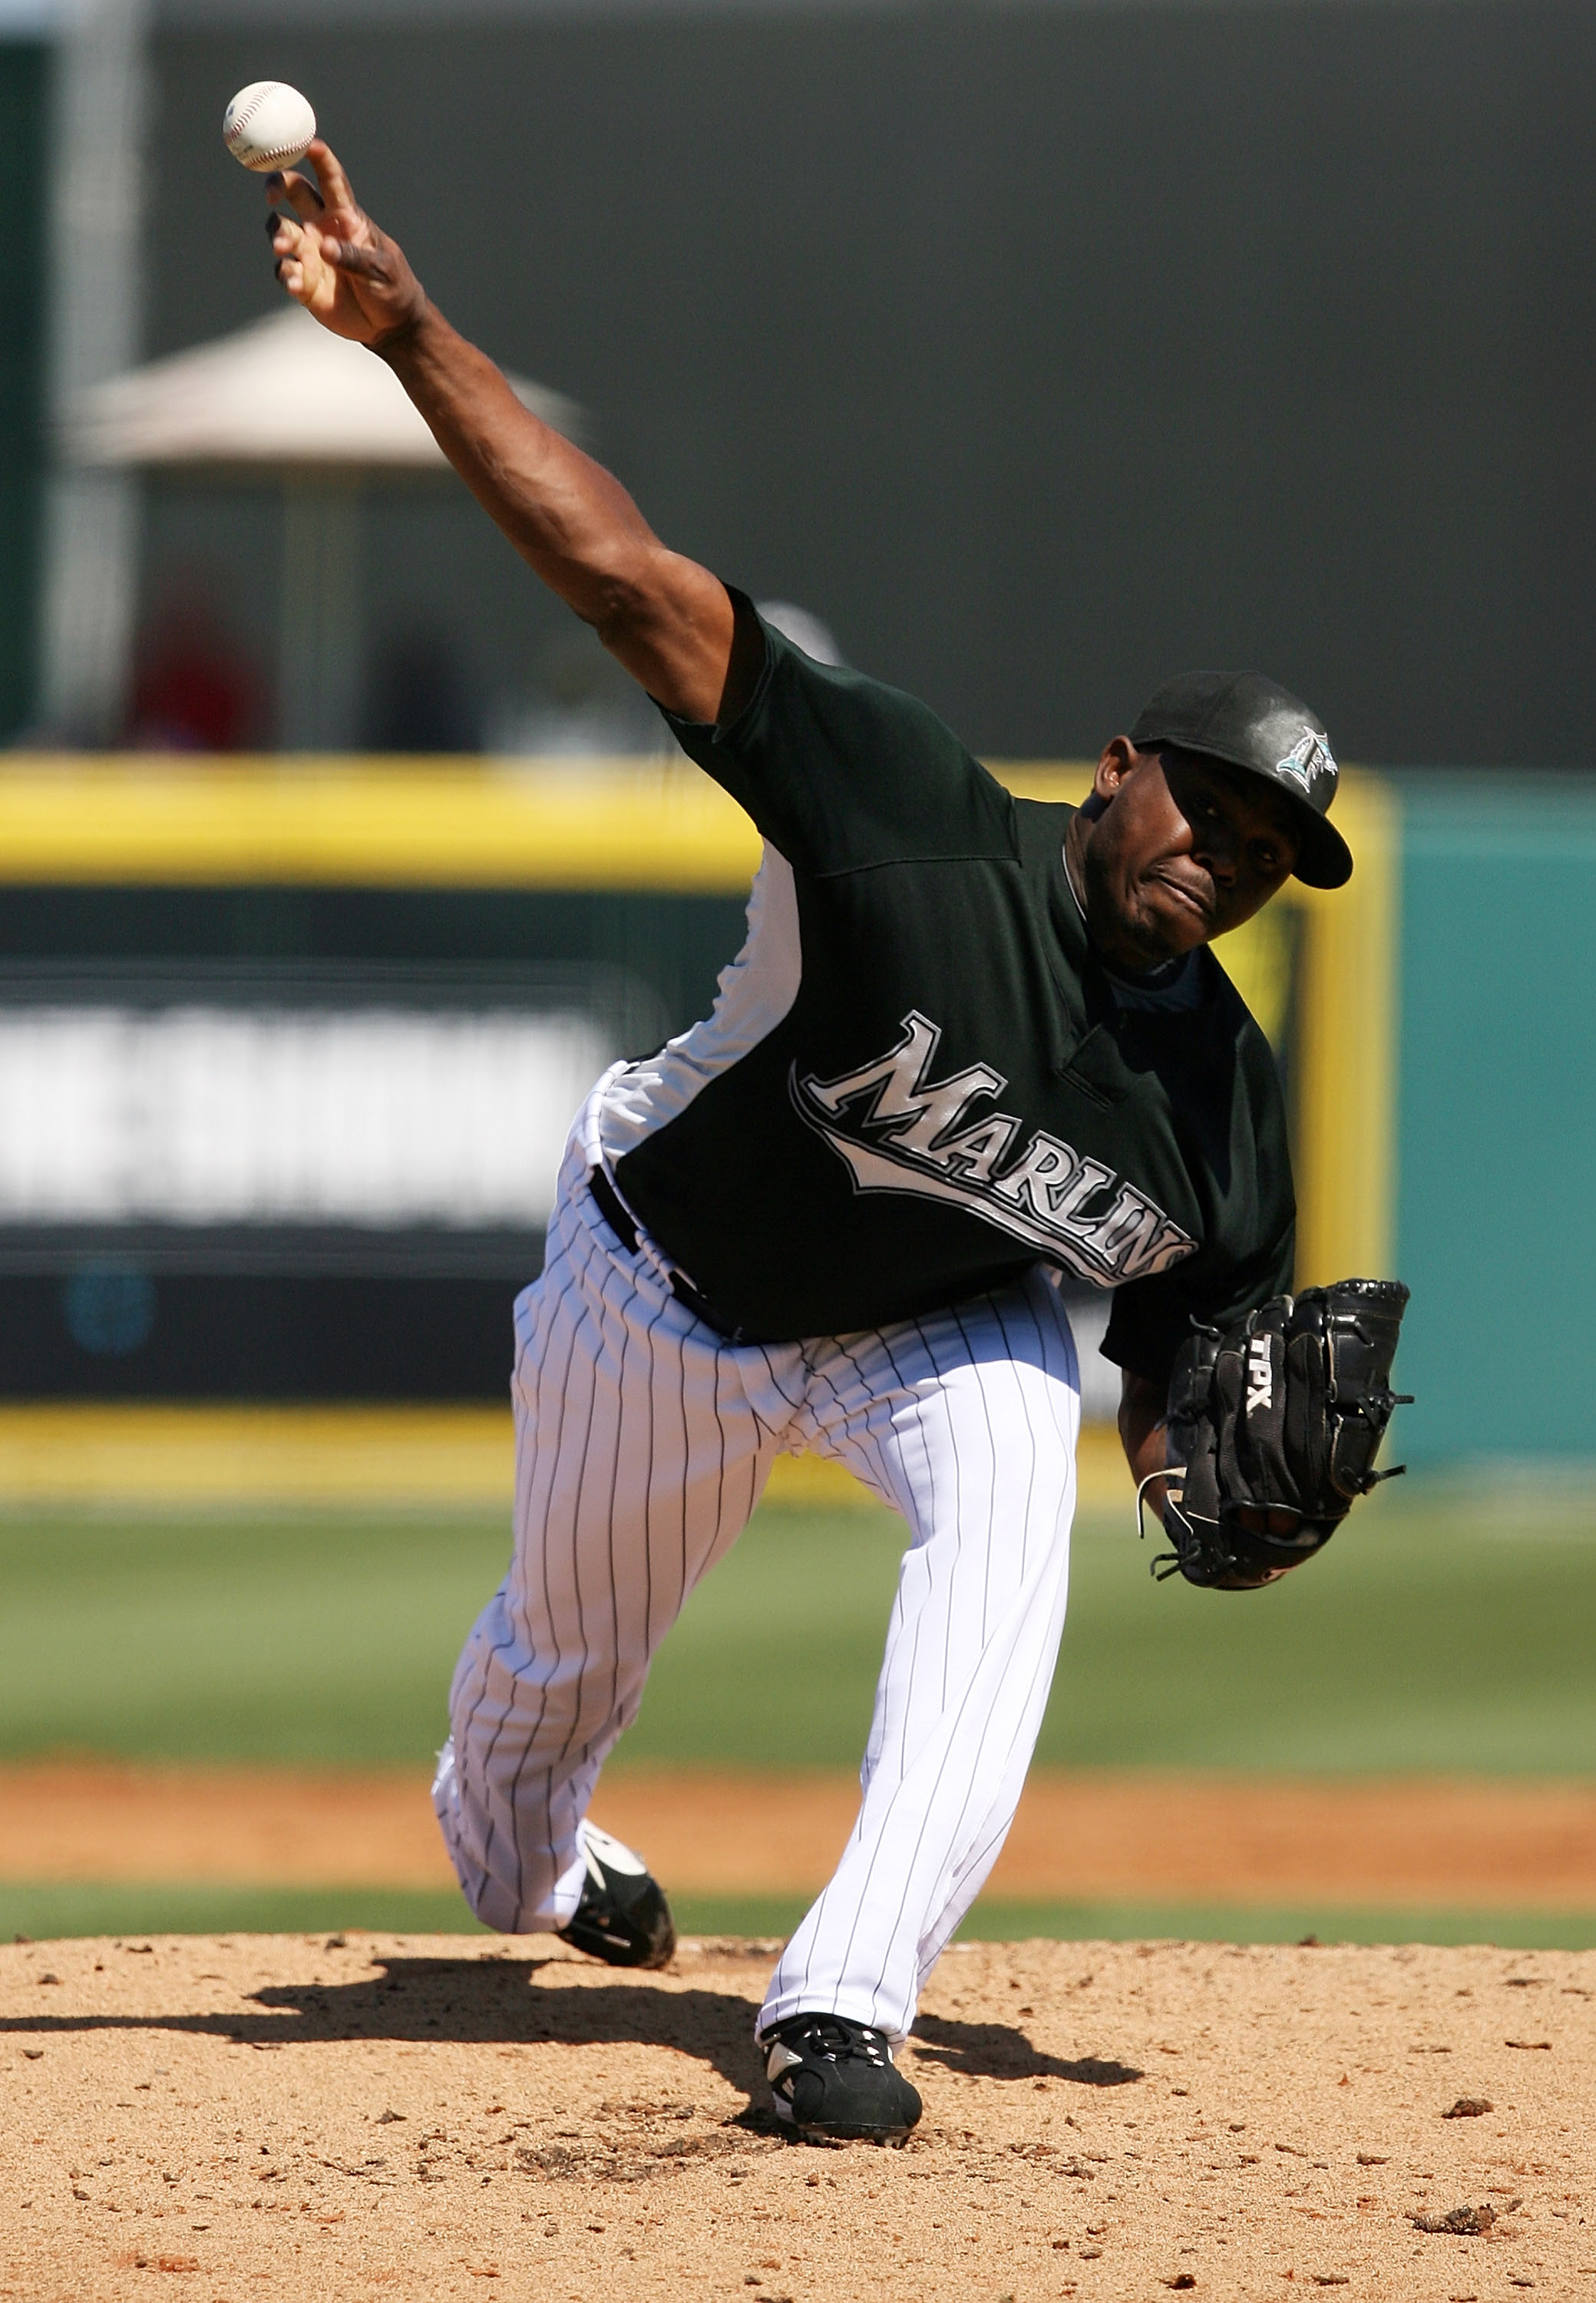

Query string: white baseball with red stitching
[223,81,316,173]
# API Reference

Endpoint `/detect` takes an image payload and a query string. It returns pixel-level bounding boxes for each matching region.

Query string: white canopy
[62,302,582,471]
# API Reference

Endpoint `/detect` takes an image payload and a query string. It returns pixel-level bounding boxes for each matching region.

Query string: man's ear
[1092,735,1142,805]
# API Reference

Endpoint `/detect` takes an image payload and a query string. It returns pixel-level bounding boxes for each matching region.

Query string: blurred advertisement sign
[0,962,655,1273]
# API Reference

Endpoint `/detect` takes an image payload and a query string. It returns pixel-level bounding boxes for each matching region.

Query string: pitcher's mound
[2,1931,1588,2300]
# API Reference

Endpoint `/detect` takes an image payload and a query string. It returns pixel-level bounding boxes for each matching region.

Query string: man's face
[1076,740,1299,971]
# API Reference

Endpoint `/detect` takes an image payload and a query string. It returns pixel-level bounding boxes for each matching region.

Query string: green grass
[0,1882,487,1942]
[0,1507,512,1765]
[4,1883,1594,1951]
[0,1479,1592,1774]
[1039,1480,1596,1775]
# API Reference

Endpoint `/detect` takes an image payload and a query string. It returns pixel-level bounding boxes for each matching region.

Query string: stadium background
[0,0,1588,1948]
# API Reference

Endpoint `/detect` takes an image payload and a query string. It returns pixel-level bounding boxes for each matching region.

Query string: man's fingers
[266,206,316,302]
[319,232,388,283]
[305,137,355,214]
[266,167,325,217]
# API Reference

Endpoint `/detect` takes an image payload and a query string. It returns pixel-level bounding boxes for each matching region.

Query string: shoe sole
[557,1920,675,1970]
[789,2123,914,2146]
[556,1880,676,1969]
[774,2106,915,2146]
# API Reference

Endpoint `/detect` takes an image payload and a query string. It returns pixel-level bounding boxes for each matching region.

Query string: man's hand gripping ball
[265,140,426,352]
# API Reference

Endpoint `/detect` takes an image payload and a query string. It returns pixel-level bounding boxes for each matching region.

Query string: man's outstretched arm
[267,140,735,723]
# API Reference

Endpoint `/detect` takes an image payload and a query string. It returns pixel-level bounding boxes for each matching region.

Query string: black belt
[588,1165,639,1254]
[587,1168,776,1346]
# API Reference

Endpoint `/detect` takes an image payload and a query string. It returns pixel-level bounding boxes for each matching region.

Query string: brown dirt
[0,1930,1591,2301]
[3,1764,1596,1907]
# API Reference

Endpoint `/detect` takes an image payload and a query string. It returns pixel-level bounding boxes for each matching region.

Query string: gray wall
[147,0,1596,762]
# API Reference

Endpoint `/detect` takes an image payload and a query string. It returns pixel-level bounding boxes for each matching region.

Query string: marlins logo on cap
[1275,730,1337,796]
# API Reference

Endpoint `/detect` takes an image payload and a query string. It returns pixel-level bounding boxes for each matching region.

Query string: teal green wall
[1396,777,1596,1461]
[0,42,47,741]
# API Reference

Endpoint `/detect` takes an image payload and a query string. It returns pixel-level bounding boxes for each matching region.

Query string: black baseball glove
[1144,1278,1413,1591]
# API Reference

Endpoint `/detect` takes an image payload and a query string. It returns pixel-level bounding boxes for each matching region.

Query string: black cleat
[556,1823,676,1969]
[762,2011,923,2144]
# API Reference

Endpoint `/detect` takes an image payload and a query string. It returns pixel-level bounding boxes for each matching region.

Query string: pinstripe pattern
[760,1276,1079,2044]
[433,1077,1080,2045]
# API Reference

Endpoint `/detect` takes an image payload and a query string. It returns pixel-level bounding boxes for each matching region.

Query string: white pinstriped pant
[433,1118,1081,2047]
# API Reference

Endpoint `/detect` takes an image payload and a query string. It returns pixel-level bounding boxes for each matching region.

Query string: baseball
[223,81,316,173]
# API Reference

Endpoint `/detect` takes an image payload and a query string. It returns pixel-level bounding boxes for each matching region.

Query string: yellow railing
[0,755,762,888]
[1288,772,1399,1286]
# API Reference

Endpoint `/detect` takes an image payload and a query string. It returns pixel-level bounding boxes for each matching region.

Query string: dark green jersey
[596,607,1294,1382]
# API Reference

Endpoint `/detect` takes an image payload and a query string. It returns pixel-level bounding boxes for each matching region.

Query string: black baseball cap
[1128,669,1353,890]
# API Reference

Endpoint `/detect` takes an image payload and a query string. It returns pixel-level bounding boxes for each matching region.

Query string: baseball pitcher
[262,143,1405,2146]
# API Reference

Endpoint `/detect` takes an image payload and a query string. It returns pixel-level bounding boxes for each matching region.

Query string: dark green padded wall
[0,41,46,740]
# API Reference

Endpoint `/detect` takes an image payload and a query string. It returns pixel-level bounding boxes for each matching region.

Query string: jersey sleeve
[659,591,1015,875]
[1099,1025,1297,1389]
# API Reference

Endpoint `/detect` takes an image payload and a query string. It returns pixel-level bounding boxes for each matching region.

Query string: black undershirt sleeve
[715,586,769,728]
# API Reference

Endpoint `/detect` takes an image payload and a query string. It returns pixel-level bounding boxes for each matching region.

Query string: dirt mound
[1,1931,1590,2300]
